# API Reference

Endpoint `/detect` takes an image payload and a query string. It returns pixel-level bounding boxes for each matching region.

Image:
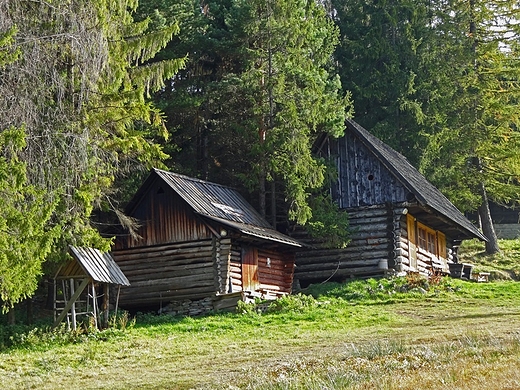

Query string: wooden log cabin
[294,119,487,286]
[112,169,302,313]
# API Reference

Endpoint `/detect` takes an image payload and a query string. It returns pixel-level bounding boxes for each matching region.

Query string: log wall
[228,244,243,293]
[294,205,394,285]
[258,249,295,295]
[112,239,217,309]
[214,238,232,294]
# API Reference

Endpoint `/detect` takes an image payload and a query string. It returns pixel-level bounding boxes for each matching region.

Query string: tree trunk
[7,307,15,325]
[478,183,500,254]
[270,180,276,228]
[26,298,33,325]
[259,167,266,219]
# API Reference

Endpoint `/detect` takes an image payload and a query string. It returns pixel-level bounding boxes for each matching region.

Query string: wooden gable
[115,176,213,250]
[329,130,410,209]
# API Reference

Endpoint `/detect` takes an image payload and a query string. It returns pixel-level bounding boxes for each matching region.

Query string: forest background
[1,0,520,312]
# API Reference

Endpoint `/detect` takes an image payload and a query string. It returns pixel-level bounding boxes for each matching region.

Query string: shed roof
[128,169,302,247]
[68,246,130,286]
[346,119,487,241]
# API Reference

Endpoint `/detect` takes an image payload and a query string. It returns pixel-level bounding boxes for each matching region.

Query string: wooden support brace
[53,278,90,328]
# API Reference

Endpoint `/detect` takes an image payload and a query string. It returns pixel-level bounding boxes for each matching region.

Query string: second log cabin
[294,119,487,286]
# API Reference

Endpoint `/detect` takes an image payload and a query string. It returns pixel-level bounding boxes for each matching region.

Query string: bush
[267,294,318,313]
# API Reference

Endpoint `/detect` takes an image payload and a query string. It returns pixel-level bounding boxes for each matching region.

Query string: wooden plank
[121,261,213,277]
[296,258,380,272]
[295,266,384,280]
[350,223,390,233]
[295,243,389,261]
[113,249,214,265]
[348,209,389,220]
[214,292,243,311]
[125,269,215,285]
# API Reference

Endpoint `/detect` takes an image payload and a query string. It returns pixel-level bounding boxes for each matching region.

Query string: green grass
[1,240,520,389]
[2,278,520,389]
[459,238,520,279]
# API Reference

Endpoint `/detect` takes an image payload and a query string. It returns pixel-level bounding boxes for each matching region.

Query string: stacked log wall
[258,249,294,295]
[214,238,232,294]
[112,239,217,308]
[396,216,410,272]
[228,244,243,293]
[294,206,393,284]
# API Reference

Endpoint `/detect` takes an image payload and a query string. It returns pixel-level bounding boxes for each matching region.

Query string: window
[407,215,448,270]
[417,222,438,255]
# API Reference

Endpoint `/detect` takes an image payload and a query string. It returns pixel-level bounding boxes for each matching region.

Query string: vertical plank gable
[332,132,409,209]
[116,180,213,249]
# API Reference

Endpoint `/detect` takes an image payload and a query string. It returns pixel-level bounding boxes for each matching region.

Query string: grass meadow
[1,239,520,389]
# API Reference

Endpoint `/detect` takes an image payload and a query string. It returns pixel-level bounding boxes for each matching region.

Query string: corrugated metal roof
[154,169,273,227]
[69,246,130,286]
[131,169,302,248]
[202,215,302,247]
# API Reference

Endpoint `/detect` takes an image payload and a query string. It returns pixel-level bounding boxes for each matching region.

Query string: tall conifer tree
[141,0,352,231]
[0,0,184,307]
[330,0,431,166]
[419,0,520,253]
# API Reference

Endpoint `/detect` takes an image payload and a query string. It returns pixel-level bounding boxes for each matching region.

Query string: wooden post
[114,285,121,319]
[102,284,109,329]
[70,279,77,331]
[26,297,33,325]
[91,283,98,330]
[62,280,70,329]
[53,278,57,323]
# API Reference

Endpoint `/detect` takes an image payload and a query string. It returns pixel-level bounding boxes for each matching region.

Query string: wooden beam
[92,283,98,330]
[53,278,90,328]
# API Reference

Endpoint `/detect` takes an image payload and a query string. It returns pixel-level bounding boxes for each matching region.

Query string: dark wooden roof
[62,246,130,286]
[346,119,487,241]
[127,169,302,247]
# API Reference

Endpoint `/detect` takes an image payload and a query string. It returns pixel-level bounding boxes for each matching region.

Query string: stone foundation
[159,297,214,317]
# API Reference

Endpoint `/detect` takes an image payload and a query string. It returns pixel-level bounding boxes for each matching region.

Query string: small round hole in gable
[367,174,374,181]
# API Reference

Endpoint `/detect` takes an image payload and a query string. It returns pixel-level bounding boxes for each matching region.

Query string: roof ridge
[153,168,237,191]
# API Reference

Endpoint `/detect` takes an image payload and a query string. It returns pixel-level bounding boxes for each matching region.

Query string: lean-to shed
[112,169,301,314]
[294,119,487,285]
[53,246,130,330]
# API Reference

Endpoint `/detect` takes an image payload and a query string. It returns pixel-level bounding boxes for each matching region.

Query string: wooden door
[407,214,417,270]
[242,246,259,292]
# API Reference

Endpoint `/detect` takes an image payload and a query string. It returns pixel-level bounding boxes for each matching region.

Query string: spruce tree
[141,0,352,232]
[0,0,185,306]
[330,0,432,166]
